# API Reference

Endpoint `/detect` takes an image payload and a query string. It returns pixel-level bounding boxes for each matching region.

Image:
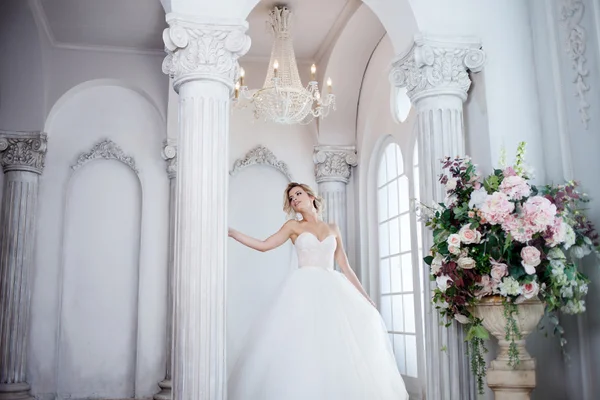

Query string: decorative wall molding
[71,139,138,174]
[313,145,358,184]
[390,35,485,102]
[560,0,590,129]
[162,16,251,91]
[0,130,48,174]
[230,145,293,181]
[162,140,177,180]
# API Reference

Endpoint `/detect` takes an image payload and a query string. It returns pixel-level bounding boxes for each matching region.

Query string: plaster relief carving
[560,0,590,129]
[162,18,251,91]
[72,139,138,174]
[313,146,358,184]
[230,145,292,181]
[0,131,47,174]
[390,36,485,102]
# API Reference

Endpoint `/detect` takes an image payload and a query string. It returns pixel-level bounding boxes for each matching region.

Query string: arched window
[377,142,420,379]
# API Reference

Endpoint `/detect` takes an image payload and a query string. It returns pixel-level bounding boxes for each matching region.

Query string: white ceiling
[246,0,356,63]
[31,0,358,60]
[38,0,167,52]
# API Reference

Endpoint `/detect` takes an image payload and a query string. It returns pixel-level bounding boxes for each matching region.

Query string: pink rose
[447,234,461,248]
[522,280,540,299]
[521,246,541,275]
[499,175,531,200]
[475,275,495,299]
[459,224,480,244]
[490,260,508,283]
[479,192,515,225]
[457,257,476,269]
[449,245,461,255]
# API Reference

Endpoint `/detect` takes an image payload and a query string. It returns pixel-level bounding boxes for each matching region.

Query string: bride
[227,182,409,400]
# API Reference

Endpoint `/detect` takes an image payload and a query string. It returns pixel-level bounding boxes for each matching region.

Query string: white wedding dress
[227,232,409,400]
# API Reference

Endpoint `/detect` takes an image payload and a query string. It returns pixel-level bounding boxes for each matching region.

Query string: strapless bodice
[294,232,337,270]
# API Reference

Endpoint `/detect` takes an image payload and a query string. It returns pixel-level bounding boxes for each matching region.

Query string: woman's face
[288,186,313,212]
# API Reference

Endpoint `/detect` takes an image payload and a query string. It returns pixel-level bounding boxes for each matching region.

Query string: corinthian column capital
[0,131,47,174]
[162,15,251,92]
[389,35,486,102]
[313,145,358,184]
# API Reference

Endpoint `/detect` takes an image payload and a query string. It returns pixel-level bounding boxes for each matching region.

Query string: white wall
[227,166,296,371]
[30,83,168,400]
[529,1,600,399]
[355,35,416,296]
[0,1,45,131]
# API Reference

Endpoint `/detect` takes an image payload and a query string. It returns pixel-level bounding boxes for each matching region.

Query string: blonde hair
[283,182,324,217]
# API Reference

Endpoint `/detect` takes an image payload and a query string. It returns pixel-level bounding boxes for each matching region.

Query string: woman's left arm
[332,224,376,308]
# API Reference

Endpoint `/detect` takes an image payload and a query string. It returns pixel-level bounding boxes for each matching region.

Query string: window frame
[372,136,426,397]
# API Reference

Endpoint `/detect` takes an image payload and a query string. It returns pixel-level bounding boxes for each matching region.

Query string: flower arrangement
[421,142,599,393]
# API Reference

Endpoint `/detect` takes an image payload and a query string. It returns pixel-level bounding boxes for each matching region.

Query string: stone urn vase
[470,295,545,400]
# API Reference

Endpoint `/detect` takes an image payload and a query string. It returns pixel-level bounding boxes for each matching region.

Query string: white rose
[490,260,508,283]
[522,281,540,299]
[468,187,488,209]
[457,257,476,269]
[436,275,453,292]
[444,194,458,208]
[455,314,470,324]
[459,224,480,244]
[447,234,461,248]
[446,178,458,191]
[449,245,461,255]
[431,254,444,275]
[521,246,541,275]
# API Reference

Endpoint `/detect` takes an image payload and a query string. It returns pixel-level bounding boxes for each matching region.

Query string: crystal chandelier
[234,6,335,125]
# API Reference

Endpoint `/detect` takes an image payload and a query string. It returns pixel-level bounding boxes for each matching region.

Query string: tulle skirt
[227,266,409,400]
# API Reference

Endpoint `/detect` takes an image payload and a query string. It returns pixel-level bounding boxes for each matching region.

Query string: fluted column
[162,15,250,400]
[154,141,177,400]
[390,35,485,400]
[313,145,357,248]
[0,131,47,400]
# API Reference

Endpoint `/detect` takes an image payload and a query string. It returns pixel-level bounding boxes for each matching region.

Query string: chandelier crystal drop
[234,6,335,125]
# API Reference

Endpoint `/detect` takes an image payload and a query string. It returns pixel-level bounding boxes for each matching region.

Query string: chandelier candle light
[234,6,335,125]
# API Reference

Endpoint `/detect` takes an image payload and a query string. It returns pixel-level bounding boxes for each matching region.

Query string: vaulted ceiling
[31,0,361,61]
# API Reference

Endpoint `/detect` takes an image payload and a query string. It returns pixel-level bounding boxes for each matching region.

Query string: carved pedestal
[0,131,47,400]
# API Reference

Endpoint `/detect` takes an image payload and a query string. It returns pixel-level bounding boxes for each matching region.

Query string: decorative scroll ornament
[162,140,177,179]
[72,139,138,174]
[230,145,292,181]
[162,17,251,91]
[560,0,590,129]
[0,131,47,174]
[313,146,358,184]
[390,35,486,102]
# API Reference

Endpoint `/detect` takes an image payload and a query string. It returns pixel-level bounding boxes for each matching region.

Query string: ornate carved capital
[162,16,251,92]
[162,140,177,179]
[313,146,358,184]
[0,131,47,174]
[390,35,485,103]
